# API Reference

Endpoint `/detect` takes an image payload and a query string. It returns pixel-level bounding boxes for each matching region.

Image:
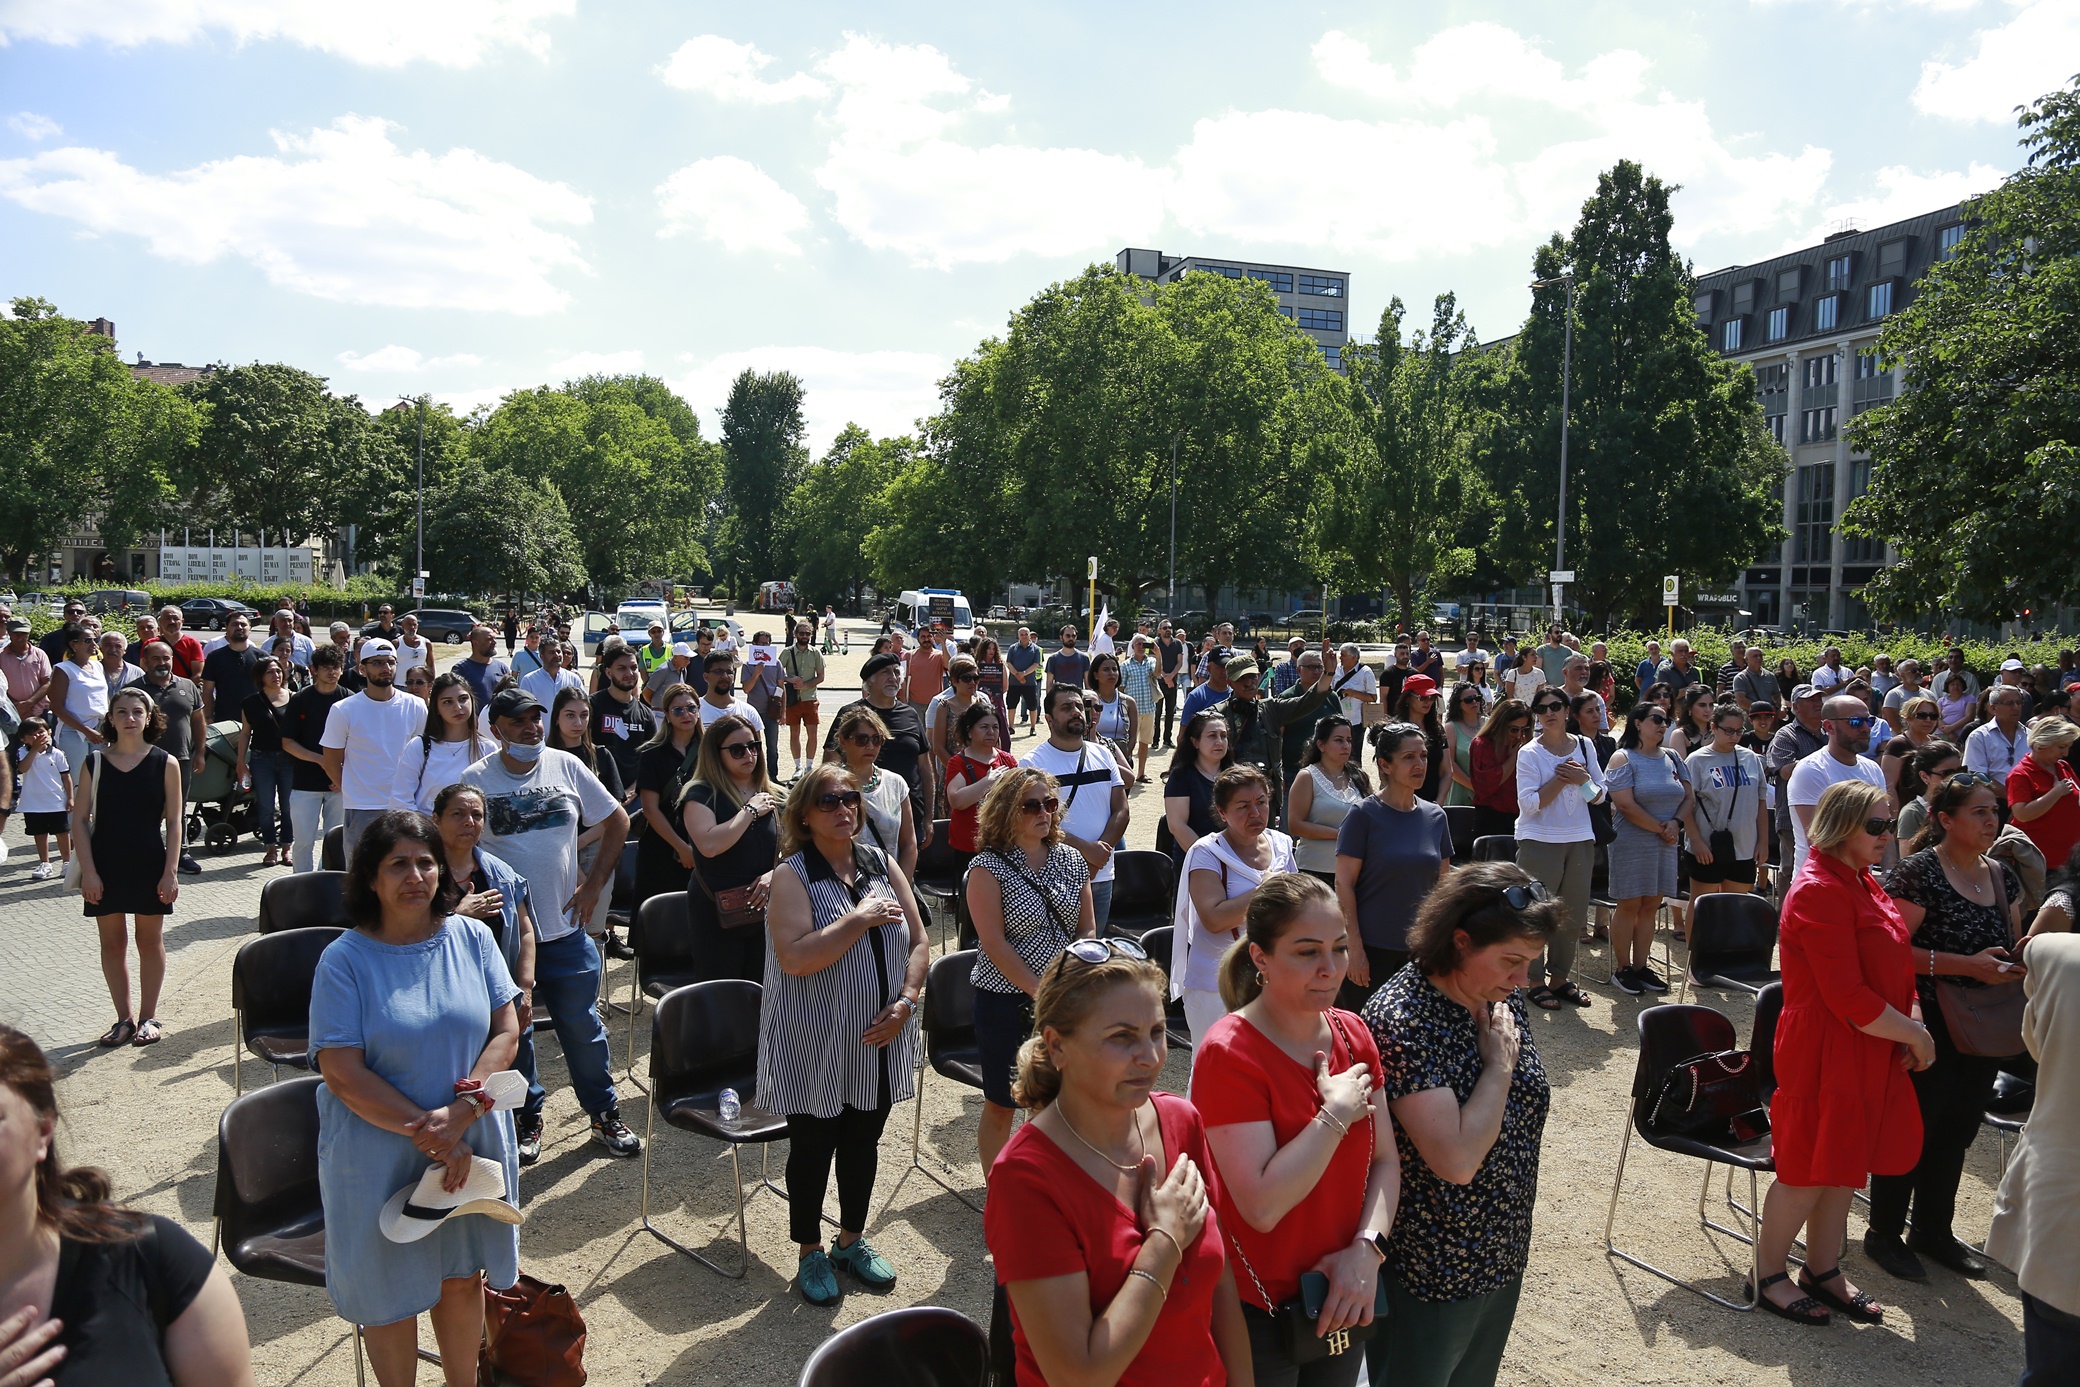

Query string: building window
[1248,269,1294,293]
[1756,362,1789,396]
[1825,255,1852,291]
[1766,414,1786,446]
[1298,275,1344,297]
[1692,291,1715,323]
[1802,355,1838,390]
[1193,264,1242,279]
[1723,318,1743,351]
[1790,587,1831,630]
[1766,307,1788,341]
[1939,223,1965,260]
[1815,295,1839,331]
[1297,308,1344,332]
[1795,462,1835,563]
[1843,459,1883,561]
[1775,268,1803,301]
[1854,352,1883,380]
[1321,345,1341,369]
[1799,406,1838,445]
[1867,281,1893,318]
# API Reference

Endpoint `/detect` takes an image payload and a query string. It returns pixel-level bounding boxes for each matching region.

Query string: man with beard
[1020,683,1129,928]
[1209,652,1338,826]
[824,651,934,847]
[588,642,654,811]
[319,640,427,856]
[139,640,207,874]
[200,613,263,722]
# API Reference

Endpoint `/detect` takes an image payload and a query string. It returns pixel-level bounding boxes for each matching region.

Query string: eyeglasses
[846,733,885,747]
[1019,796,1062,816]
[1910,711,1939,722]
[812,789,864,811]
[720,742,759,759]
[1640,713,1669,726]
[1501,881,1550,910]
[1063,937,1149,966]
[1863,817,1899,837]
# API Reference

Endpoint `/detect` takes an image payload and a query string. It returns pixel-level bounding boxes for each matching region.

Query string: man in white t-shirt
[1786,694,1889,879]
[319,640,428,858]
[460,686,637,1161]
[1332,643,1378,725]
[1880,658,1925,730]
[1021,683,1127,929]
[1454,632,1489,674]
[1092,617,1119,656]
[1809,647,1849,692]
[695,651,760,729]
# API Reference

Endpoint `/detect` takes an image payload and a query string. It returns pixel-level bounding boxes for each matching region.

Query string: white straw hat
[379,1156,523,1244]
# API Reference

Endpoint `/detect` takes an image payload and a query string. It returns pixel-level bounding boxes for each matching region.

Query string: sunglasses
[1502,881,1550,911]
[720,742,759,759]
[1830,716,1872,729]
[1063,937,1149,966]
[813,789,864,811]
[1020,796,1062,816]
[846,732,885,747]
[954,672,978,682]
[1910,711,1938,721]
[1532,701,1566,714]
[1640,713,1669,726]
[1863,817,1899,837]
[1942,771,2003,790]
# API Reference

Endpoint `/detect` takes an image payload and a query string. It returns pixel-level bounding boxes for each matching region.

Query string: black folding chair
[911,951,986,1212]
[1140,925,1191,1049]
[214,1075,377,1384]
[639,981,791,1279]
[230,927,344,1095]
[320,824,346,872]
[1444,805,1477,864]
[1602,1003,1774,1311]
[607,838,639,930]
[1471,834,1517,862]
[914,819,967,951]
[1680,893,1781,1001]
[1104,850,1175,940]
[255,871,349,935]
[624,891,697,1070]
[799,1306,987,1387]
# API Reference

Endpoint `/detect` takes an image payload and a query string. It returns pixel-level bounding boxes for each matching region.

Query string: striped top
[757,844,920,1119]
[967,843,1090,995]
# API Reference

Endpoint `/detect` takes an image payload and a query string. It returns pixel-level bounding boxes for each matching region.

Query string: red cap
[1402,674,1439,698]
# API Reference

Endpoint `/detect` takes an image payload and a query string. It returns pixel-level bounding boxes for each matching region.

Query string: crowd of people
[0,593,2074,1386]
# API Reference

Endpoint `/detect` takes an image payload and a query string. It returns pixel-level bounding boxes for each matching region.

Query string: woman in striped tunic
[762,762,930,1307]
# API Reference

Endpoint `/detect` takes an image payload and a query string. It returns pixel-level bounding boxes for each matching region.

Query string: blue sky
[2,1,2071,451]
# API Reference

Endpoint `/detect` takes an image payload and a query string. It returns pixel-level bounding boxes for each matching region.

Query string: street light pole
[1530,274,1576,625]
[1169,429,1181,618]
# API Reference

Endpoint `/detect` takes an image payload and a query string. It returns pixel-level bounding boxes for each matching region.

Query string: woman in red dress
[1757,779,1932,1326]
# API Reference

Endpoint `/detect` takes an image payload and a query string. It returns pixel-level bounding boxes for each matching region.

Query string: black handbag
[1647,1050,1770,1145]
[1577,737,1616,845]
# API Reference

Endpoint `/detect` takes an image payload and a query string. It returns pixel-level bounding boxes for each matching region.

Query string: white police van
[893,589,975,644]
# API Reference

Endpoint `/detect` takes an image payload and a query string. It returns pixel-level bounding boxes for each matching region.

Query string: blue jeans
[516,930,618,1121]
[57,726,92,776]
[341,807,386,862]
[250,751,295,846]
[288,790,341,873]
[1091,878,1113,932]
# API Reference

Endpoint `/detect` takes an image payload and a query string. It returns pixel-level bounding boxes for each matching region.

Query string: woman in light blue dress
[310,809,522,1387]
[1604,703,1700,997]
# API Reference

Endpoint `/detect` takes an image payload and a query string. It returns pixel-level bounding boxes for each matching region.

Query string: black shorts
[24,810,68,836]
[1004,682,1038,714]
[971,987,1037,1107]
[1682,849,1758,886]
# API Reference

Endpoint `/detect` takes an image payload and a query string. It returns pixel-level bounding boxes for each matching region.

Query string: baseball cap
[2000,658,2026,672]
[1747,699,1779,715]
[358,639,396,661]
[1225,655,1260,681]
[1791,683,1821,701]
[671,641,694,658]
[4,617,28,633]
[1402,674,1439,698]
[488,686,545,722]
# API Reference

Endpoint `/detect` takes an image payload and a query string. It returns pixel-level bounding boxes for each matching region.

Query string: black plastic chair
[624,891,696,1069]
[1140,925,1192,1049]
[1444,805,1477,864]
[320,824,345,872]
[911,950,986,1212]
[799,1306,987,1387]
[607,838,640,929]
[640,980,791,1278]
[230,927,344,1095]
[1104,850,1175,940]
[1471,834,1517,863]
[255,871,349,935]
[1681,893,1781,1000]
[1749,982,1783,1106]
[914,819,967,950]
[1602,1003,1774,1311]
[214,1075,372,1384]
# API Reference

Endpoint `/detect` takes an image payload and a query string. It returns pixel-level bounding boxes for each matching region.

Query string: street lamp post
[1169,429,1182,618]
[1530,274,1576,626]
[399,394,425,597]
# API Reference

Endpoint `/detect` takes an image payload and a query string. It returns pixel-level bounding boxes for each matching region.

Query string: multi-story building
[1693,206,1969,632]
[1115,248,1352,371]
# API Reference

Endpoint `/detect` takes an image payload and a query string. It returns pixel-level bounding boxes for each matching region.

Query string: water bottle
[718,1088,741,1123]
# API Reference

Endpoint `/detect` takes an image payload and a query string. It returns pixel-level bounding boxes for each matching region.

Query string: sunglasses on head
[1501,880,1550,911]
[813,789,864,811]
[1864,816,1898,837]
[1063,937,1149,966]
[1020,795,1062,816]
[1943,771,2003,790]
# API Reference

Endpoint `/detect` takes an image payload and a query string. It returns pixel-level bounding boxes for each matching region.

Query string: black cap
[860,652,901,679]
[487,687,545,722]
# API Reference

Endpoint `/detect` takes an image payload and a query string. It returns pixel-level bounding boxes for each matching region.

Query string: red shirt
[987,1093,1228,1387]
[1470,736,1518,816]
[1192,1010,1380,1309]
[165,635,206,683]
[945,749,1017,851]
[2008,755,2080,874]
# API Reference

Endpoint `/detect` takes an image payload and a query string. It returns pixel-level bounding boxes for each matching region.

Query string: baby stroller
[187,719,257,854]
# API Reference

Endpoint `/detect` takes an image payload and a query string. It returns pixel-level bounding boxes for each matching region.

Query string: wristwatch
[1358,1229,1388,1264]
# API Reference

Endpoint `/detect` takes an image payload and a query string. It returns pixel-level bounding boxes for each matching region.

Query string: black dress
[684,780,779,983]
[82,747,174,918]
[634,736,699,905]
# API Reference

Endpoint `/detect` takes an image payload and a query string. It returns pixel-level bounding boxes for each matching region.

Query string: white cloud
[0,115,592,312]
[1914,0,2080,122]
[656,156,810,253]
[659,35,825,102]
[543,349,645,379]
[1784,162,2005,248]
[336,344,483,372]
[6,111,59,140]
[0,0,574,67]
[1311,26,1651,112]
[673,346,946,455]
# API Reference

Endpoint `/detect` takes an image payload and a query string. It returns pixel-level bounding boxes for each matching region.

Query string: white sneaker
[31,862,54,880]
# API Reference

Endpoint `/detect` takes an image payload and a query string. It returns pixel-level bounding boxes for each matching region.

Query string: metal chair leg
[233,1009,244,1096]
[353,1325,365,1387]
[1603,1101,1762,1311]
[636,1095,750,1279]
[906,1062,985,1212]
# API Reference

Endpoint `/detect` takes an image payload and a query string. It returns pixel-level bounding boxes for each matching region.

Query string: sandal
[132,1019,163,1046]
[1747,1271,1830,1326]
[1528,985,1562,1010]
[1551,981,1592,1007]
[1799,1266,1882,1323]
[98,1018,137,1047]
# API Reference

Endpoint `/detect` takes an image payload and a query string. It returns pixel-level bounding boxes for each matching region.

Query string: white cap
[2001,658,2026,672]
[358,639,396,661]
[379,1156,523,1244]
[671,642,694,657]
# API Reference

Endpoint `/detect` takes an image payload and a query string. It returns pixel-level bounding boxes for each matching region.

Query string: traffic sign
[1662,575,1680,607]
[1548,570,1575,584]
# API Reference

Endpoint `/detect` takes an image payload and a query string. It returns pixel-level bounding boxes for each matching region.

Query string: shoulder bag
[1693,753,1740,867]
[1935,861,2027,1057]
[1225,1012,1387,1365]
[62,750,104,892]
[689,788,778,930]
[1576,737,1616,846]
[1646,1049,1770,1145]
[476,1273,586,1387]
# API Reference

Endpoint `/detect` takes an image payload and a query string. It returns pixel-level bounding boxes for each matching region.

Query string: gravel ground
[4,613,2027,1385]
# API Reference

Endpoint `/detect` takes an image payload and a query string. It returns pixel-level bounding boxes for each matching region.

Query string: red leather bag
[477,1275,586,1387]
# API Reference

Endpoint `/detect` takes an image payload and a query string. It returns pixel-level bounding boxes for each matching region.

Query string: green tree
[1843,77,2080,624]
[1314,294,1483,630]
[1481,161,1785,626]
[422,458,586,598]
[0,299,197,580]
[719,370,808,593]
[786,424,907,610]
[179,363,376,546]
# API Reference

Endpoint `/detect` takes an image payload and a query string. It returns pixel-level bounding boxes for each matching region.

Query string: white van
[614,598,668,635]
[894,588,975,644]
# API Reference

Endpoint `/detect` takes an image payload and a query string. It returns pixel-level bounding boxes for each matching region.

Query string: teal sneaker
[830,1235,897,1291]
[797,1249,841,1306]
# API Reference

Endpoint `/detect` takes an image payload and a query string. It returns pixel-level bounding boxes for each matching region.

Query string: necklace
[1058,1102,1147,1173]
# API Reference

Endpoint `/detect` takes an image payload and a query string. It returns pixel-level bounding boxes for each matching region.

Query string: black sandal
[98,1018,137,1047]
[1527,985,1562,1010]
[1799,1266,1882,1323]
[132,1018,163,1046]
[1552,980,1593,1008]
[1748,1271,1830,1325]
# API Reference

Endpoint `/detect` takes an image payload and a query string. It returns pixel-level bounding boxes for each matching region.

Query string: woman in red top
[946,700,1017,862]
[1195,873,1399,1387]
[2007,718,2080,871]
[1758,779,1933,1326]
[986,939,1250,1387]
[1468,700,1530,843]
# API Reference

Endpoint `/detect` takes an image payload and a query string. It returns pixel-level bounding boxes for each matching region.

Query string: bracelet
[1143,1226,1184,1261]
[1930,947,1937,978]
[1316,1108,1351,1140]
[1126,1268,1168,1298]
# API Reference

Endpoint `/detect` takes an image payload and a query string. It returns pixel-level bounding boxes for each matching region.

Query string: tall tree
[786,424,906,610]
[1314,294,1483,630]
[422,458,587,599]
[179,363,374,546]
[1842,77,2080,624]
[1481,162,1785,626]
[719,370,808,595]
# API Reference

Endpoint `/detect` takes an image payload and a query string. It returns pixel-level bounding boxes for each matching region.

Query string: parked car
[1287,609,1327,637]
[987,605,1009,620]
[360,607,478,644]
[180,597,260,630]
[86,588,152,616]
